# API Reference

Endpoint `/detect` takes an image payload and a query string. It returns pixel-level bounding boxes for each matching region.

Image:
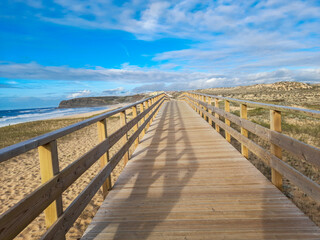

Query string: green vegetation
[231,110,240,117]
[248,107,267,116]
[0,118,88,149]
[303,103,320,111]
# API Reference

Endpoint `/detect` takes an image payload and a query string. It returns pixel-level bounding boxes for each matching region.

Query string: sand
[0,104,137,239]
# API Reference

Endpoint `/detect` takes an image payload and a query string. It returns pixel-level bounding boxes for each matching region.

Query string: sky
[0,0,320,110]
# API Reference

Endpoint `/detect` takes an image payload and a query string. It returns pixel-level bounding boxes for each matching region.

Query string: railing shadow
[82,100,199,239]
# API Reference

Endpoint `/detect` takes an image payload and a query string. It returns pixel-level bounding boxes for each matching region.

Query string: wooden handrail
[190,91,320,119]
[0,94,168,240]
[0,94,164,163]
[41,99,165,240]
[191,97,320,167]
[181,93,320,202]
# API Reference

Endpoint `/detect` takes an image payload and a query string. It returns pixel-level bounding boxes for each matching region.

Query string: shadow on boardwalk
[82,100,199,239]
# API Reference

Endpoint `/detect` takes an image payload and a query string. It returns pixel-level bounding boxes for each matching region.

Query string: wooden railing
[0,93,168,240]
[180,92,320,202]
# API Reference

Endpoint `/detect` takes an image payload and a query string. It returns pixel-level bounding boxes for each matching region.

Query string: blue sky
[1,0,320,109]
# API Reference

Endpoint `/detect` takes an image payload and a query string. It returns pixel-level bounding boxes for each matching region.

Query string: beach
[52,103,129,120]
[0,103,136,239]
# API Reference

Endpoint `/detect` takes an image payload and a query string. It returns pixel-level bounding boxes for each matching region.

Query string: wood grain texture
[97,119,112,198]
[0,96,166,240]
[41,99,166,240]
[270,110,283,190]
[132,105,139,149]
[120,111,129,166]
[240,104,249,158]
[82,100,320,240]
[0,94,165,163]
[187,95,320,168]
[192,92,320,119]
[215,98,220,133]
[186,98,320,202]
[38,140,63,228]
[224,100,231,142]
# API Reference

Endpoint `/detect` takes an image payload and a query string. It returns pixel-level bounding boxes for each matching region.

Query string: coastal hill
[196,81,320,110]
[58,94,146,108]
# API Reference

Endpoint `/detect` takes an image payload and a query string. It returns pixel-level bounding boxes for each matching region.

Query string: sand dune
[0,106,137,239]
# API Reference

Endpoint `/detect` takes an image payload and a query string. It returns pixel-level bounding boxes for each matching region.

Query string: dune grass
[0,118,89,149]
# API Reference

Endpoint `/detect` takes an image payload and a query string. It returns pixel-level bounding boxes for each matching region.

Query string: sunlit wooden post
[155,95,161,115]
[197,95,201,114]
[139,102,145,138]
[240,104,249,158]
[97,119,111,198]
[120,110,129,166]
[38,140,63,228]
[203,95,207,120]
[151,98,155,121]
[192,94,195,110]
[143,100,149,134]
[195,94,198,113]
[224,100,231,142]
[270,110,283,190]
[146,100,151,130]
[207,97,213,126]
[148,99,153,124]
[201,95,205,117]
[215,98,220,133]
[132,105,139,148]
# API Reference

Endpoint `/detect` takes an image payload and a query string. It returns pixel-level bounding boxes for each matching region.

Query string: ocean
[0,106,109,128]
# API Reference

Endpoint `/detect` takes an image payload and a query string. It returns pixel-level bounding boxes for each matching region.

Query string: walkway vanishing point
[82,100,320,240]
[1,93,320,240]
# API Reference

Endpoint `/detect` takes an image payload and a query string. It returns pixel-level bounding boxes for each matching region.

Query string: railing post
[197,94,199,111]
[240,104,249,158]
[143,100,149,133]
[207,97,213,126]
[148,99,153,124]
[132,105,139,148]
[270,110,283,190]
[146,100,151,130]
[202,95,207,119]
[224,100,231,142]
[139,103,145,136]
[97,119,111,198]
[215,98,220,133]
[38,140,63,228]
[120,110,129,166]
[192,94,195,110]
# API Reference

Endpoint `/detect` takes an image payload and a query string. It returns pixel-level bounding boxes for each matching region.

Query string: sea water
[0,106,109,127]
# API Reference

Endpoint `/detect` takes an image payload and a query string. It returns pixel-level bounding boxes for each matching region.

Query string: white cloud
[67,90,91,99]
[33,0,320,41]
[1,62,320,92]
[18,0,320,73]
[102,87,126,95]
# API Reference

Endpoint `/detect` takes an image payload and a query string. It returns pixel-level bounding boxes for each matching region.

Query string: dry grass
[195,82,320,227]
[0,108,143,239]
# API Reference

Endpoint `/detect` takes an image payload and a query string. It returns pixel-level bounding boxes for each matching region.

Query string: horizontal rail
[190,91,320,119]
[41,98,165,240]
[184,96,320,201]
[0,94,163,163]
[188,96,320,168]
[0,95,167,240]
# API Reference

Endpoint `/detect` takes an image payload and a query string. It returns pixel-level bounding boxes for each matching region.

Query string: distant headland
[58,94,146,108]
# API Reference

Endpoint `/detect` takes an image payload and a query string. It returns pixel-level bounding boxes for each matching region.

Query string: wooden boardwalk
[82,100,320,240]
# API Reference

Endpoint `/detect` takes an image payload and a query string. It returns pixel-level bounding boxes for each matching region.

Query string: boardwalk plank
[82,100,320,240]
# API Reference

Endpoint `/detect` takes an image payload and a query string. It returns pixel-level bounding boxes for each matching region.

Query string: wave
[0,106,109,128]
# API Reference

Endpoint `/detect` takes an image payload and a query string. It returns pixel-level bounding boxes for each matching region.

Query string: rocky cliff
[58,94,145,108]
